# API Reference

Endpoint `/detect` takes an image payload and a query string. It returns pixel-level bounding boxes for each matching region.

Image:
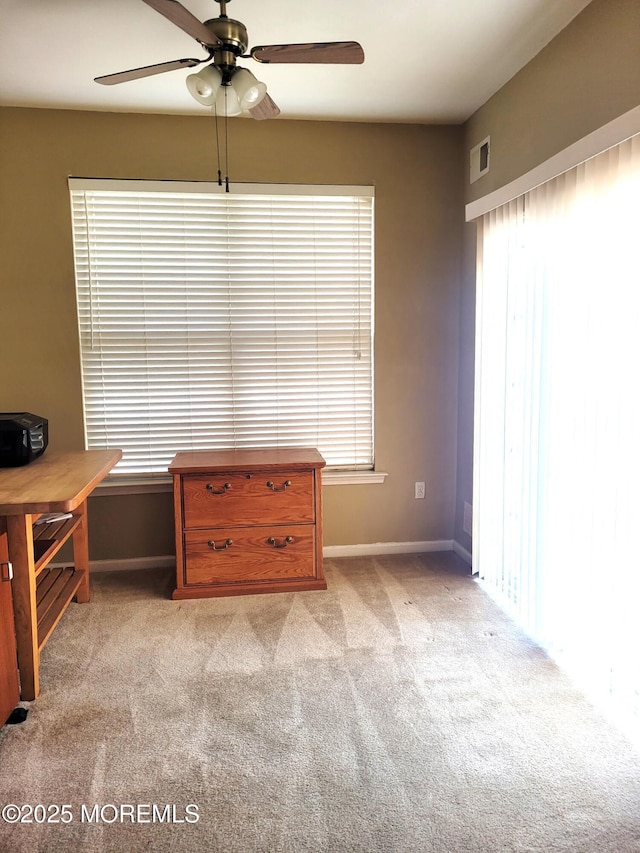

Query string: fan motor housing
[205,17,248,56]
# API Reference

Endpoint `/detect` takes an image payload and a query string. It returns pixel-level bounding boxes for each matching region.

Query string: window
[69,180,374,476]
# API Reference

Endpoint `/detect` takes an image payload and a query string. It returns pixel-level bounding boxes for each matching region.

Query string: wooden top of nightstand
[168,447,326,475]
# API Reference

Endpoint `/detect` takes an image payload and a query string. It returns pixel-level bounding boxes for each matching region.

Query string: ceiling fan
[95,0,365,120]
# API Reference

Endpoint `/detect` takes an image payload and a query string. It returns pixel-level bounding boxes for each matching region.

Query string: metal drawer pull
[208,539,233,551]
[268,536,294,548]
[266,479,291,492]
[206,482,231,495]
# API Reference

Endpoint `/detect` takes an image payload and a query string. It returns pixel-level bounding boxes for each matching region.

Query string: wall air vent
[470,136,490,183]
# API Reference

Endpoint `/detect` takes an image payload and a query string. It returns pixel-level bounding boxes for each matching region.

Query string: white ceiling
[0,0,592,124]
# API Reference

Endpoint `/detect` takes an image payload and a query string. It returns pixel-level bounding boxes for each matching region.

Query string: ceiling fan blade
[250,41,364,64]
[95,57,203,85]
[142,0,220,47]
[249,93,281,121]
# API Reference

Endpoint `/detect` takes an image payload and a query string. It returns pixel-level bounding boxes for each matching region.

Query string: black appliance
[0,413,49,467]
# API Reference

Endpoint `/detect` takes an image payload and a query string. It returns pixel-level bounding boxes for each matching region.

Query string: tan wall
[455,0,640,550]
[0,107,463,559]
[465,0,640,203]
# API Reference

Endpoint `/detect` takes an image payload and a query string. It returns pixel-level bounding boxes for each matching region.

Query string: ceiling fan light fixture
[95,0,363,124]
[231,68,267,110]
[214,83,242,117]
[186,65,222,105]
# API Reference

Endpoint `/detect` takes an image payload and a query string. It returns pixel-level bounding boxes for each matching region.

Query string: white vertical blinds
[474,134,640,743]
[69,180,374,475]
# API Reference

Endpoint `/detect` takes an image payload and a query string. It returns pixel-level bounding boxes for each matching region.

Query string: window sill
[324,470,388,486]
[93,469,388,496]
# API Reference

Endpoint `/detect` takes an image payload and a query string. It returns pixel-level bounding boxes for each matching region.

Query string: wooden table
[0,521,20,723]
[0,449,122,700]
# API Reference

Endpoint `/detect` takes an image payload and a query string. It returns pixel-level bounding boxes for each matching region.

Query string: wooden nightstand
[170,448,326,599]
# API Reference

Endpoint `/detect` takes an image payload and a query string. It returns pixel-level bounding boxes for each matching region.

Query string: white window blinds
[69,180,374,476]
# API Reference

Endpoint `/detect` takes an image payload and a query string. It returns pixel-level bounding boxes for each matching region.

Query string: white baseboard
[82,539,472,573]
[323,539,454,558]
[452,540,473,566]
[83,556,175,573]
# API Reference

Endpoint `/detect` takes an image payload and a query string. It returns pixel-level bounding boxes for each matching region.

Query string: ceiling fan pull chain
[225,91,230,192]
[214,105,223,186]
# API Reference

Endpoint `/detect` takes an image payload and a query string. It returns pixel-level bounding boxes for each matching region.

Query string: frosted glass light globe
[186,66,222,106]
[231,68,267,110]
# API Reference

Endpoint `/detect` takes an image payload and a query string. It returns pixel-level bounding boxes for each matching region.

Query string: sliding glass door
[474,134,640,742]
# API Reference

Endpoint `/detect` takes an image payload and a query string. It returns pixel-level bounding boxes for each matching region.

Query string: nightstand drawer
[182,471,314,529]
[184,525,316,586]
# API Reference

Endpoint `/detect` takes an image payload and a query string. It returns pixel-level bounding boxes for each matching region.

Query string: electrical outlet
[463,501,473,536]
[414,481,425,499]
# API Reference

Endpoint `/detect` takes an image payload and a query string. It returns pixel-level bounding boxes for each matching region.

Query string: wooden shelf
[36,566,86,651]
[33,515,82,576]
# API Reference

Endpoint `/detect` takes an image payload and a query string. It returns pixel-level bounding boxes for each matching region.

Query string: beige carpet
[1,552,639,852]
